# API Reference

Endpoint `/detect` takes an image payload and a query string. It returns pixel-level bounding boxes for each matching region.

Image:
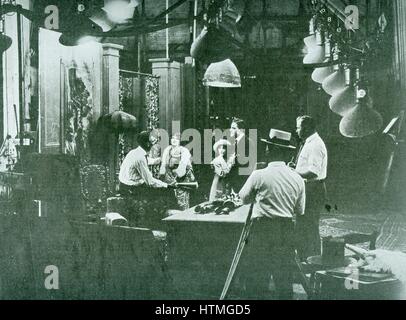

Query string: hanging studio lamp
[329,86,357,116]
[89,10,116,32]
[339,96,383,138]
[311,42,338,84]
[0,18,12,53]
[191,27,235,64]
[102,0,139,24]
[59,33,101,46]
[329,68,359,116]
[59,13,103,46]
[0,33,12,53]
[312,65,334,84]
[303,31,325,67]
[203,59,241,88]
[322,63,350,96]
[304,34,317,49]
[303,17,316,49]
[322,65,345,95]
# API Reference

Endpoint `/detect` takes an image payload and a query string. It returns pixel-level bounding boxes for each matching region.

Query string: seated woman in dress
[209,139,236,202]
[160,133,195,210]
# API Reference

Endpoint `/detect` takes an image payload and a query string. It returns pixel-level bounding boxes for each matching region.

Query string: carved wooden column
[150,58,183,134]
[102,43,124,115]
[102,43,123,192]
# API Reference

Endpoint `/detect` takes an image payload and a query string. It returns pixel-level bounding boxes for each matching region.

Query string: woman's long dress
[160,146,195,210]
[209,156,233,202]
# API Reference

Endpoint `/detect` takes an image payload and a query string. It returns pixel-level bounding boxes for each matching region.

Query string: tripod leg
[220,204,254,300]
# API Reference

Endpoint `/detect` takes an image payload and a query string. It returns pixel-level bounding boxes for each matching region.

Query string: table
[163,204,250,299]
[306,255,358,298]
[163,203,250,224]
[313,267,401,300]
[307,256,357,269]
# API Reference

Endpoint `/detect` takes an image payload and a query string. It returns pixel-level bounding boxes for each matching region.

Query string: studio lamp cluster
[303,2,385,138]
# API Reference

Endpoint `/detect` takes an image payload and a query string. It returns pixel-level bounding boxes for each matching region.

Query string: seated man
[119,131,176,229]
[237,129,305,300]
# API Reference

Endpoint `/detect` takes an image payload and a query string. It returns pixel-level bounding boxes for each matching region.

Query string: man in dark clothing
[228,117,257,192]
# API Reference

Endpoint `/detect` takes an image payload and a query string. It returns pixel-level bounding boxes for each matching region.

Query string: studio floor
[226,207,406,301]
[320,209,406,253]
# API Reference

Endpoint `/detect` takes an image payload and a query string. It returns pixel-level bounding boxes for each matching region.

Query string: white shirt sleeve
[294,181,306,216]
[306,145,325,177]
[238,171,258,204]
[137,157,167,188]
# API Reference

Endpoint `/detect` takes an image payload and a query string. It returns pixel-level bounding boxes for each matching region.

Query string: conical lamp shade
[329,86,357,116]
[312,65,334,84]
[89,10,116,32]
[322,66,346,95]
[102,0,138,24]
[303,45,325,65]
[191,27,234,64]
[339,98,383,138]
[304,34,317,49]
[203,59,241,88]
[0,34,12,53]
[59,14,103,46]
[59,34,101,46]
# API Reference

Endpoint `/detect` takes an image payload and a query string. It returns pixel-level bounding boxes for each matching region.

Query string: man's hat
[260,129,296,150]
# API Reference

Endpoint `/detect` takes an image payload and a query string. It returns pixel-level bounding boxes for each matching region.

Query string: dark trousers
[119,183,177,230]
[296,181,325,261]
[236,217,295,300]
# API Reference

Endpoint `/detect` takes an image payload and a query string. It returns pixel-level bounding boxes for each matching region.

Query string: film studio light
[102,0,139,24]
[304,16,317,50]
[0,4,12,54]
[59,3,103,46]
[203,59,241,88]
[89,0,140,31]
[339,92,383,138]
[322,62,347,96]
[329,68,358,116]
[0,16,12,54]
[303,30,326,66]
[190,22,238,65]
[311,41,338,84]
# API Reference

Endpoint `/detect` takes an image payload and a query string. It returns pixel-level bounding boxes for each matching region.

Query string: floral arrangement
[65,65,93,165]
[145,76,159,131]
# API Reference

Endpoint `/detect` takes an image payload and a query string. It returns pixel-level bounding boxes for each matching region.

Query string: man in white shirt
[237,129,305,300]
[119,132,168,189]
[294,115,328,260]
[119,131,174,228]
